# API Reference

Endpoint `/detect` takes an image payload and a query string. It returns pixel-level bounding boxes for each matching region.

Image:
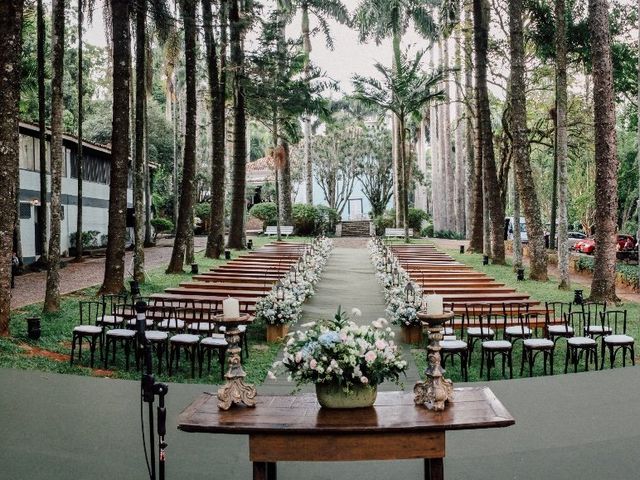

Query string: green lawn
[408,242,640,382]
[0,236,312,385]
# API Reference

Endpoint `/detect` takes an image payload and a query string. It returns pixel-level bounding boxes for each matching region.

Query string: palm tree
[203,0,228,259]
[36,0,47,265]
[588,0,618,302]
[355,0,438,228]
[472,0,505,264]
[556,0,570,288]
[508,0,548,280]
[167,0,198,273]
[44,0,66,312]
[353,49,443,242]
[0,0,24,336]
[133,0,147,281]
[100,0,131,294]
[227,0,248,249]
[279,0,349,205]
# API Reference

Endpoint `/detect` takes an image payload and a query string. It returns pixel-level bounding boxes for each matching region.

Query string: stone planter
[401,324,423,344]
[266,323,289,343]
[315,381,377,409]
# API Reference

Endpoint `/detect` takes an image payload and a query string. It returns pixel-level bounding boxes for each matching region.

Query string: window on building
[19,203,32,219]
[19,135,36,170]
[70,152,111,184]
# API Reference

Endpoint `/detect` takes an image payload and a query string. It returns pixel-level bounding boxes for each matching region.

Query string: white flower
[300,321,316,328]
[360,376,369,384]
[364,351,377,362]
[351,307,362,317]
[310,359,318,369]
[267,371,277,380]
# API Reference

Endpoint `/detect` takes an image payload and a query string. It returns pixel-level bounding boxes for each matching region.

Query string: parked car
[574,234,636,255]
[567,232,587,250]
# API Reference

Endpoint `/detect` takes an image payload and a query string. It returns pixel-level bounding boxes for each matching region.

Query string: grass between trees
[412,244,640,382]
[0,236,313,385]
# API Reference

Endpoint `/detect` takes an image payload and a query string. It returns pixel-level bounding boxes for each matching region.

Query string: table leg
[267,462,277,480]
[424,458,444,480]
[253,462,267,480]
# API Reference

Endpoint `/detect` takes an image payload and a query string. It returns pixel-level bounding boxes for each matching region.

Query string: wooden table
[177,387,514,480]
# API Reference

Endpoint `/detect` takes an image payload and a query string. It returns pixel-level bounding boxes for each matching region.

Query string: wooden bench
[264,226,294,237]
[384,227,414,238]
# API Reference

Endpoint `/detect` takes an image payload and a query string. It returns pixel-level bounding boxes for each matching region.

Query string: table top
[177,387,514,435]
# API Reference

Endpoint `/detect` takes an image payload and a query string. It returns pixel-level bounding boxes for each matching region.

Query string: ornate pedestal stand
[414,310,455,411]
[216,314,257,410]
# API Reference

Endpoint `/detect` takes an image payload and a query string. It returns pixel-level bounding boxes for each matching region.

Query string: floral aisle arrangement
[273,308,407,408]
[255,237,333,340]
[368,239,425,342]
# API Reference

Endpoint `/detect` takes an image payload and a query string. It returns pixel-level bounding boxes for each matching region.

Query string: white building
[18,122,133,264]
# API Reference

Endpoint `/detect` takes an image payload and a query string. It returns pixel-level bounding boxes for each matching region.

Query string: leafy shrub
[316,205,340,234]
[292,204,318,235]
[194,202,211,219]
[421,224,434,238]
[249,202,277,228]
[434,230,465,240]
[408,208,430,232]
[69,230,101,249]
[373,211,395,236]
[575,256,594,273]
[151,217,174,234]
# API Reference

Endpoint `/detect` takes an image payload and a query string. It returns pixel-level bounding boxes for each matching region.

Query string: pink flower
[375,339,386,350]
[310,359,318,369]
[365,351,377,362]
[360,376,369,384]
[295,352,303,363]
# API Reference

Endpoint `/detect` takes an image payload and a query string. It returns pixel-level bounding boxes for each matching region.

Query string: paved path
[264,245,422,393]
[11,237,207,310]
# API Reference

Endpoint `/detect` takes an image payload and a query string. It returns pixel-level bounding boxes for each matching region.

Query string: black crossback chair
[521,313,555,376]
[193,301,228,379]
[600,310,635,369]
[480,311,513,381]
[545,301,574,345]
[439,313,468,381]
[71,301,104,368]
[168,307,200,378]
[464,303,496,365]
[502,302,532,346]
[142,301,170,374]
[582,301,609,339]
[103,302,138,370]
[564,311,598,373]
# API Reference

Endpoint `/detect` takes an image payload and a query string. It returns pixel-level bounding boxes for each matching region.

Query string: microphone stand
[136,301,169,480]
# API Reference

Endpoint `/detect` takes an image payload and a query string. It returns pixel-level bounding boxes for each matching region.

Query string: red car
[575,235,636,255]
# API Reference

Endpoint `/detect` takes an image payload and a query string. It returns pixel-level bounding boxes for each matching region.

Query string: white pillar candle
[223,297,240,319]
[425,294,444,316]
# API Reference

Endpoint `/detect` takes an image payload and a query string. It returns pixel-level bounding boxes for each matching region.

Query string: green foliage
[68,230,102,249]
[150,217,174,233]
[373,210,395,236]
[315,205,340,234]
[292,203,317,235]
[407,208,429,232]
[194,202,211,219]
[434,230,466,240]
[420,224,434,238]
[249,202,278,227]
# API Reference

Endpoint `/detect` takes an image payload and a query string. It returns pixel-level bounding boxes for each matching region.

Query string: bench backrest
[264,225,294,234]
[384,228,414,237]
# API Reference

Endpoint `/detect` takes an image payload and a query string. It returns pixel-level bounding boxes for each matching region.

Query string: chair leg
[190,345,196,378]
[508,351,513,379]
[78,337,83,364]
[479,347,485,378]
[104,338,110,369]
[564,346,570,374]
[124,341,131,370]
[70,334,77,366]
[631,345,636,366]
[609,346,615,369]
[520,346,526,376]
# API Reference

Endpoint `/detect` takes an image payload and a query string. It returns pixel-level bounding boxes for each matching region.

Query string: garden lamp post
[405,282,415,304]
[290,265,298,283]
[275,280,285,301]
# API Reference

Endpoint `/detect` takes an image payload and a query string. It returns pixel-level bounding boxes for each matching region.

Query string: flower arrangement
[255,290,303,325]
[255,236,333,326]
[385,283,424,326]
[273,307,407,392]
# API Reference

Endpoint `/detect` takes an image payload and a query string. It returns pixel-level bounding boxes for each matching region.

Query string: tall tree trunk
[37,0,47,264]
[44,0,65,312]
[204,0,227,259]
[441,37,455,232]
[75,0,84,262]
[512,170,523,269]
[454,28,466,235]
[588,0,618,301]
[464,0,477,242]
[474,0,505,263]
[144,96,153,247]
[167,0,197,272]
[302,2,313,205]
[429,47,441,232]
[400,118,410,242]
[392,30,404,228]
[100,0,131,295]
[637,0,640,285]
[279,141,293,225]
[509,0,548,280]
[556,0,570,289]
[133,0,146,282]
[0,0,23,335]
[227,0,247,249]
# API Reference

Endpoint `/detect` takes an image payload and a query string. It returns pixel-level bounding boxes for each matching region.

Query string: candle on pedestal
[425,294,444,316]
[223,297,240,319]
